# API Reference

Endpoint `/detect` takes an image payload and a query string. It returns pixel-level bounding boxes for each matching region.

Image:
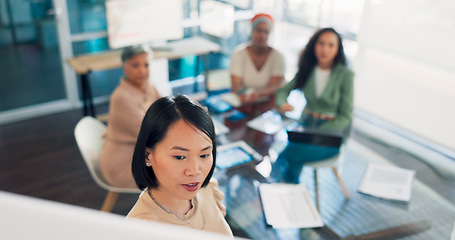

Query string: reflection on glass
[67,0,107,34]
[0,0,66,111]
[327,0,365,37]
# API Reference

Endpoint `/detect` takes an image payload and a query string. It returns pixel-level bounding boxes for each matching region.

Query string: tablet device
[203,96,232,113]
[216,141,262,170]
[226,110,246,122]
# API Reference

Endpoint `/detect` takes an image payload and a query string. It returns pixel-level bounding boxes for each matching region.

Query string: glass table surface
[212,117,455,240]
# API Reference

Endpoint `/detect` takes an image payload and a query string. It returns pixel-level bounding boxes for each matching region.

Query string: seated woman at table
[230,13,285,116]
[127,95,233,236]
[100,46,161,188]
[271,27,354,183]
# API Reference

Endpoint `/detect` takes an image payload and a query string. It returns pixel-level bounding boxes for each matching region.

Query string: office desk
[67,37,221,116]
[212,116,455,240]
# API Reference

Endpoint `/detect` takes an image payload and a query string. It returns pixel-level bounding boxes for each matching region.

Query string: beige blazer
[100,78,160,188]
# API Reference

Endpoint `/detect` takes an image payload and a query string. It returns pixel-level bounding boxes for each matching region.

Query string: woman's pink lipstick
[182,182,199,192]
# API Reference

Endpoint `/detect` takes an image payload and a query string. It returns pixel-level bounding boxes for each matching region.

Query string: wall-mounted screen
[105,0,183,49]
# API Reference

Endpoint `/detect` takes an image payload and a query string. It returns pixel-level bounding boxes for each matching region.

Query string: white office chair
[305,144,350,211]
[74,116,141,212]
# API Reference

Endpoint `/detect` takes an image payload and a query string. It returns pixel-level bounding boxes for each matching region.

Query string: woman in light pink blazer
[100,46,161,188]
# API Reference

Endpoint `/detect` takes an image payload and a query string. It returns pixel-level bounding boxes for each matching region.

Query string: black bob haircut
[131,95,216,190]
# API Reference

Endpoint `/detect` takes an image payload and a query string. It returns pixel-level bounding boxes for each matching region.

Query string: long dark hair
[131,95,216,190]
[294,28,347,90]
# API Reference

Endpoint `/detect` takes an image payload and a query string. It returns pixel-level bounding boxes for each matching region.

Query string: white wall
[354,0,455,151]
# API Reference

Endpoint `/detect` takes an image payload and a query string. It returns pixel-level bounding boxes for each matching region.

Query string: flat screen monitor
[105,0,184,49]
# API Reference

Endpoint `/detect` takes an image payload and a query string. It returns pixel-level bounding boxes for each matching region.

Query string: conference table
[67,36,221,117]
[211,110,455,240]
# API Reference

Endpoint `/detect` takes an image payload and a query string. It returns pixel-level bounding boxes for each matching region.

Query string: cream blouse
[126,179,233,237]
[230,45,285,89]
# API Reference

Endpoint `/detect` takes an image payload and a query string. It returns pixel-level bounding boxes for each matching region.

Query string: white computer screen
[105,0,184,49]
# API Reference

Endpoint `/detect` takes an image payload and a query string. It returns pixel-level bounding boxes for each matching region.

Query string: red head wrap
[251,13,274,29]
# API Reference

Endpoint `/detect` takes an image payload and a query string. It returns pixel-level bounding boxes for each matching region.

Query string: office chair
[74,116,141,212]
[305,144,350,211]
[286,126,351,211]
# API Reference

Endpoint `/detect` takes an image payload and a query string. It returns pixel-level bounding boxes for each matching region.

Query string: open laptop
[286,122,343,147]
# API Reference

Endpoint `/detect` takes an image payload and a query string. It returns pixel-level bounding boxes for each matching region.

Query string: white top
[315,67,332,97]
[230,45,285,89]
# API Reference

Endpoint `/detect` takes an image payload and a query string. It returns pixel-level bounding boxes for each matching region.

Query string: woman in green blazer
[271,28,354,183]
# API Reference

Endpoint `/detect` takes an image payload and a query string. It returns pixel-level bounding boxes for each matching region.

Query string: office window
[169,0,254,81]
[72,39,121,98]
[0,0,65,112]
[323,0,365,38]
[67,0,107,35]
[253,0,277,13]
[200,0,235,38]
[284,0,322,28]
[224,0,252,9]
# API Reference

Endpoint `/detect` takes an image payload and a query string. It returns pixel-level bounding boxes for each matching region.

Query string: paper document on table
[220,91,278,109]
[259,184,323,229]
[358,162,415,203]
[247,110,295,135]
[212,118,229,136]
[220,92,241,107]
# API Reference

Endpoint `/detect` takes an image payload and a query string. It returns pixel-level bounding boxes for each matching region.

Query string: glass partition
[62,0,365,103]
[0,0,66,112]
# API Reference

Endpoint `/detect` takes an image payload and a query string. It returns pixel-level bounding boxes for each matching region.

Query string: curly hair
[294,28,347,90]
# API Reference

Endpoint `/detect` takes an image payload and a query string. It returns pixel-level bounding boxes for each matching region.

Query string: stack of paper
[220,91,273,108]
[220,92,241,107]
[212,118,229,136]
[358,163,416,203]
[259,184,323,229]
[247,110,295,135]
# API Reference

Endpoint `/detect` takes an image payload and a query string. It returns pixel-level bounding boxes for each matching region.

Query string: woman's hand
[239,93,248,104]
[278,103,294,114]
[239,90,259,104]
[245,92,259,103]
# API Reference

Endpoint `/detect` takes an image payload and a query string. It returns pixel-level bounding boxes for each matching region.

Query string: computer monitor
[0,191,232,240]
[105,0,184,49]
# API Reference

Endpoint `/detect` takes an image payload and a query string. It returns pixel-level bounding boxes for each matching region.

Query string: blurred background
[0,1,454,238]
[1,0,453,156]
